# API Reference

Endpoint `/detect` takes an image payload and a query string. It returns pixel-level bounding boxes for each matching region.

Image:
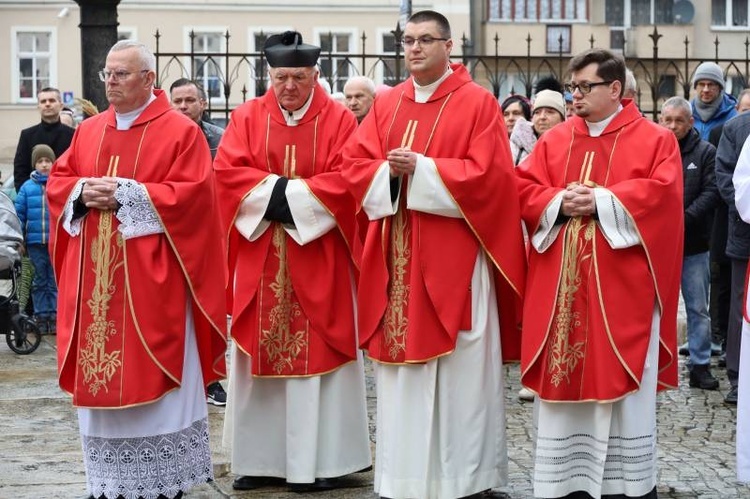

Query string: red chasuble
[342,64,526,364]
[47,89,227,408]
[214,84,359,377]
[516,100,683,402]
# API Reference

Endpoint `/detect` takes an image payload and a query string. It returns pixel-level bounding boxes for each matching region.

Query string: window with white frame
[248,27,292,98]
[712,0,749,27]
[13,29,55,102]
[488,0,587,22]
[187,29,226,102]
[379,30,400,87]
[606,0,685,27]
[316,30,355,93]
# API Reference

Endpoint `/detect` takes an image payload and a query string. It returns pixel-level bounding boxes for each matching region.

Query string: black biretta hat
[264,31,321,68]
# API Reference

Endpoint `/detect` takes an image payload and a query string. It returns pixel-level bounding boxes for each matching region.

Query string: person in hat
[343,10,525,498]
[691,61,737,141]
[47,40,227,499]
[15,144,57,332]
[509,89,566,166]
[214,31,370,492]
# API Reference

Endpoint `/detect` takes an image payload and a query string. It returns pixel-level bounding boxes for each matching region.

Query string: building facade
[0,0,747,161]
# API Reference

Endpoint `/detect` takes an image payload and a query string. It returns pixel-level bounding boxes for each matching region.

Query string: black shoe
[678,341,688,356]
[288,477,341,493]
[718,352,727,368]
[725,386,739,405]
[232,475,286,490]
[460,490,511,499]
[207,382,226,406]
[689,364,719,390]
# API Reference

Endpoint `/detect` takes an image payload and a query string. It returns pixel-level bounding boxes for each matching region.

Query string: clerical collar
[413,66,453,104]
[585,103,623,137]
[115,93,157,130]
[278,89,315,126]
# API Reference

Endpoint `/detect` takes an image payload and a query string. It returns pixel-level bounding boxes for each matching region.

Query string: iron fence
[154,26,750,123]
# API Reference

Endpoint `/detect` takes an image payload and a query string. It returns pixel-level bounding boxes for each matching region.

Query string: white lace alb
[83,417,213,499]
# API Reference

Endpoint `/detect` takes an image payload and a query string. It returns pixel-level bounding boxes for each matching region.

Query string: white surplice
[731,136,750,483]
[78,305,212,499]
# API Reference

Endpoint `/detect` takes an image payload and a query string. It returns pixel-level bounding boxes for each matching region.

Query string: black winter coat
[12,120,74,192]
[680,127,719,255]
[716,112,750,260]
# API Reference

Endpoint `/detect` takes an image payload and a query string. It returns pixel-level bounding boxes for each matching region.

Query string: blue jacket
[15,171,49,245]
[692,93,737,141]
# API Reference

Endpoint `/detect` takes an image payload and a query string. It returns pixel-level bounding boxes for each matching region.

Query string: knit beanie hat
[31,144,55,167]
[533,90,566,120]
[692,62,725,89]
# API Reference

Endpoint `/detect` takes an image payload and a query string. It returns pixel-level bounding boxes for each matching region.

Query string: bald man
[343,76,375,123]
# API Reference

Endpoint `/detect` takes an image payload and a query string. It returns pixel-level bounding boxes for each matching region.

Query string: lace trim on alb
[114,179,163,240]
[62,179,87,236]
[82,417,213,499]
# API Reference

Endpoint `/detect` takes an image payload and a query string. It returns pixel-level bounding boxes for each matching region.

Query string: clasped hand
[561,182,596,218]
[388,147,417,178]
[81,177,119,211]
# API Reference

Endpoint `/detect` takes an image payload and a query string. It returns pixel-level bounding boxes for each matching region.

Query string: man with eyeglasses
[691,62,737,141]
[515,48,683,499]
[47,40,228,499]
[13,87,75,193]
[343,10,525,499]
[214,31,370,493]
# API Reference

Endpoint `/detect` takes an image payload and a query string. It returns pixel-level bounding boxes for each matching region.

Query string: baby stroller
[0,191,41,354]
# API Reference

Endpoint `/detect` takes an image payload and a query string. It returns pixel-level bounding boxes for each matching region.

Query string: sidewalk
[0,333,747,498]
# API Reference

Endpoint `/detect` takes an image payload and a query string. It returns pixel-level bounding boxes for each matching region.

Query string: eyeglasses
[401,36,449,48]
[695,81,719,89]
[564,80,614,95]
[98,69,149,82]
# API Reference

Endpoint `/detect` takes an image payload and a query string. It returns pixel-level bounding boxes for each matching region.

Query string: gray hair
[109,40,156,71]
[625,69,637,96]
[344,76,376,96]
[662,96,692,116]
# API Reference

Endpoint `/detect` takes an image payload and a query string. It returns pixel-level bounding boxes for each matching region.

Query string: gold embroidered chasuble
[517,101,683,402]
[49,91,228,408]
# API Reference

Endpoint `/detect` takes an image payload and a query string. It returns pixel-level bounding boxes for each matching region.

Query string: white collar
[279,89,315,126]
[585,104,623,137]
[413,66,453,104]
[115,93,156,130]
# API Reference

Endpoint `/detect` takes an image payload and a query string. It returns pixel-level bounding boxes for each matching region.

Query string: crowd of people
[8,8,750,499]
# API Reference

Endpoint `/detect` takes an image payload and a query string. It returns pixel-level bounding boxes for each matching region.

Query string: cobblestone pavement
[1,334,748,498]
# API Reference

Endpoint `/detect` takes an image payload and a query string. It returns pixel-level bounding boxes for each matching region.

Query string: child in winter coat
[15,144,57,332]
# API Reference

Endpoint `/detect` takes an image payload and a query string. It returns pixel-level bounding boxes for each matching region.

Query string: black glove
[264,177,294,225]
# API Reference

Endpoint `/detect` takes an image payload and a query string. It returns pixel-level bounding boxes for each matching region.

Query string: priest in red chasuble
[515,48,683,499]
[213,32,370,492]
[47,41,227,499]
[342,10,526,499]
